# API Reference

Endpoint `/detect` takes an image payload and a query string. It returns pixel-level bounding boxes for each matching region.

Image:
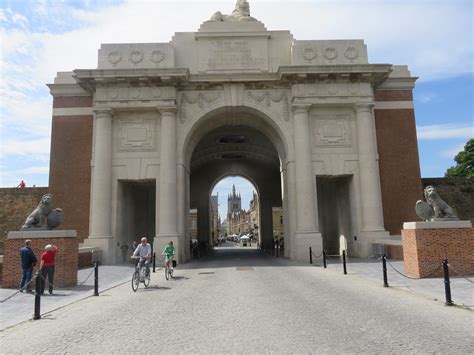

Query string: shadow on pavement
[141,286,171,292]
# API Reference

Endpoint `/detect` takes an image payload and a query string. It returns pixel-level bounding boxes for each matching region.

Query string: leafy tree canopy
[445,139,474,180]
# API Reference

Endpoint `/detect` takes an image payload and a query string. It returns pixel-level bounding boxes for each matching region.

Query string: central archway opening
[188,122,285,260]
[211,176,259,247]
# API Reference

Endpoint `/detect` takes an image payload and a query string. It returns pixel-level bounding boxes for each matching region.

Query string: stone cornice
[354,103,375,112]
[73,68,190,92]
[375,76,418,90]
[72,64,396,90]
[279,64,392,85]
[47,83,91,97]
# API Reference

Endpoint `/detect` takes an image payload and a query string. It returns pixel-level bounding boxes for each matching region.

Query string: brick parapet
[401,227,474,278]
[3,231,78,289]
[0,187,49,250]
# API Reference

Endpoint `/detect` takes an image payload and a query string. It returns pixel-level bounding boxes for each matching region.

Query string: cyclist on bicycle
[132,237,151,276]
[162,241,176,270]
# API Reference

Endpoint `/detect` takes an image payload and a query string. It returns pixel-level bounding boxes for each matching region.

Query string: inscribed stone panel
[313,116,351,147]
[197,36,269,71]
[115,112,158,152]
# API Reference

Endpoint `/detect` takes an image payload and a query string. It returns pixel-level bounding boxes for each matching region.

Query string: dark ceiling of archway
[191,125,280,171]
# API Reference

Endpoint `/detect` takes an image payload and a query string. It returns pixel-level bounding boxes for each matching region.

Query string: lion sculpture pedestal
[2,230,78,289]
[401,221,474,278]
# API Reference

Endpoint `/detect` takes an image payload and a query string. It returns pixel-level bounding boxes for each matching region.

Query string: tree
[445,139,474,180]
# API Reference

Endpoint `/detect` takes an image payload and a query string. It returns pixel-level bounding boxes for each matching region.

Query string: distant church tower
[227,184,241,216]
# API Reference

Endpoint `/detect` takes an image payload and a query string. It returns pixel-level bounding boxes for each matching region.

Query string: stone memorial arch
[47,1,422,263]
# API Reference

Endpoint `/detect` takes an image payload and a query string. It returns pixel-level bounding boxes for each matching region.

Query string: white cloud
[417,124,474,140]
[17,166,50,174]
[416,92,437,104]
[1,138,51,156]
[0,9,7,22]
[441,143,466,159]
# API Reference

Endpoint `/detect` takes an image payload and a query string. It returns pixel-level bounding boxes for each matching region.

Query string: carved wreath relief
[246,90,289,121]
[130,50,144,65]
[303,47,317,62]
[179,92,223,123]
[323,47,338,61]
[108,51,122,66]
[150,50,165,63]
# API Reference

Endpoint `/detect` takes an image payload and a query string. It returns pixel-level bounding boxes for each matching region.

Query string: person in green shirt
[162,241,176,270]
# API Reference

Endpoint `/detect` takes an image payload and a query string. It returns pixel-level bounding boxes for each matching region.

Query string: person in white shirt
[133,237,152,275]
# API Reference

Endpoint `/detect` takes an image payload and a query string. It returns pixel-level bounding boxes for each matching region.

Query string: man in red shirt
[39,244,58,295]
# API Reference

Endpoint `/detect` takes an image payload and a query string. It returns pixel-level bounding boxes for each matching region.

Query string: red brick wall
[0,187,49,250]
[49,113,93,243]
[386,245,403,260]
[3,234,78,288]
[402,227,474,278]
[374,90,422,235]
[53,96,93,108]
[374,90,413,102]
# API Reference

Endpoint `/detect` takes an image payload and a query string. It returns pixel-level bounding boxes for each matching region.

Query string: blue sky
[1,0,472,219]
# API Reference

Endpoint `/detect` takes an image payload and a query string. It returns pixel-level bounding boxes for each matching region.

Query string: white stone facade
[49,4,418,263]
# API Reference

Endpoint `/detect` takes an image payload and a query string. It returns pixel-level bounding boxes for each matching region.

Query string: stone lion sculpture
[415,186,458,221]
[210,0,256,22]
[21,193,64,230]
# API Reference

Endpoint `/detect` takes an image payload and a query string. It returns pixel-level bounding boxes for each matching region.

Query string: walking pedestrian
[19,239,37,292]
[39,244,58,295]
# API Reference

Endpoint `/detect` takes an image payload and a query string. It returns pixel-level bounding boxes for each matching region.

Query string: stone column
[293,104,318,232]
[155,104,180,260]
[89,108,113,239]
[355,103,385,231]
[292,104,322,260]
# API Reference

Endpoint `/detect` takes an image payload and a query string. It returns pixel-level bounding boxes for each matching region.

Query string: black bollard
[276,245,279,257]
[309,247,313,264]
[443,260,453,306]
[33,271,41,320]
[94,261,99,296]
[323,250,327,268]
[153,252,156,273]
[342,250,347,274]
[382,254,389,287]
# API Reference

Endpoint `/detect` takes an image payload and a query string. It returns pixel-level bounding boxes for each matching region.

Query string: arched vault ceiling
[190,125,280,171]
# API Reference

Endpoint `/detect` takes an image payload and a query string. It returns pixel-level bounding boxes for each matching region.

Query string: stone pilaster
[83,108,114,262]
[155,103,180,261]
[293,104,318,232]
[355,103,385,231]
[292,104,322,260]
[89,108,113,239]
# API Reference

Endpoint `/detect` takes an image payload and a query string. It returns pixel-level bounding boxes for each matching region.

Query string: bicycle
[131,256,151,292]
[164,258,174,280]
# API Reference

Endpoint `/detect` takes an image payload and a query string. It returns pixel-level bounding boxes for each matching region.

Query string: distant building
[227,185,259,236]
[249,191,260,238]
[272,207,284,240]
[189,209,198,239]
[210,193,219,244]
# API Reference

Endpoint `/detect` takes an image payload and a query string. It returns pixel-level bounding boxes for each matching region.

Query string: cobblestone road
[2,247,473,353]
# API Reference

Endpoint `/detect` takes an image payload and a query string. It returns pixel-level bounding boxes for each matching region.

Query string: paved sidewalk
[0,264,135,330]
[309,254,474,309]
